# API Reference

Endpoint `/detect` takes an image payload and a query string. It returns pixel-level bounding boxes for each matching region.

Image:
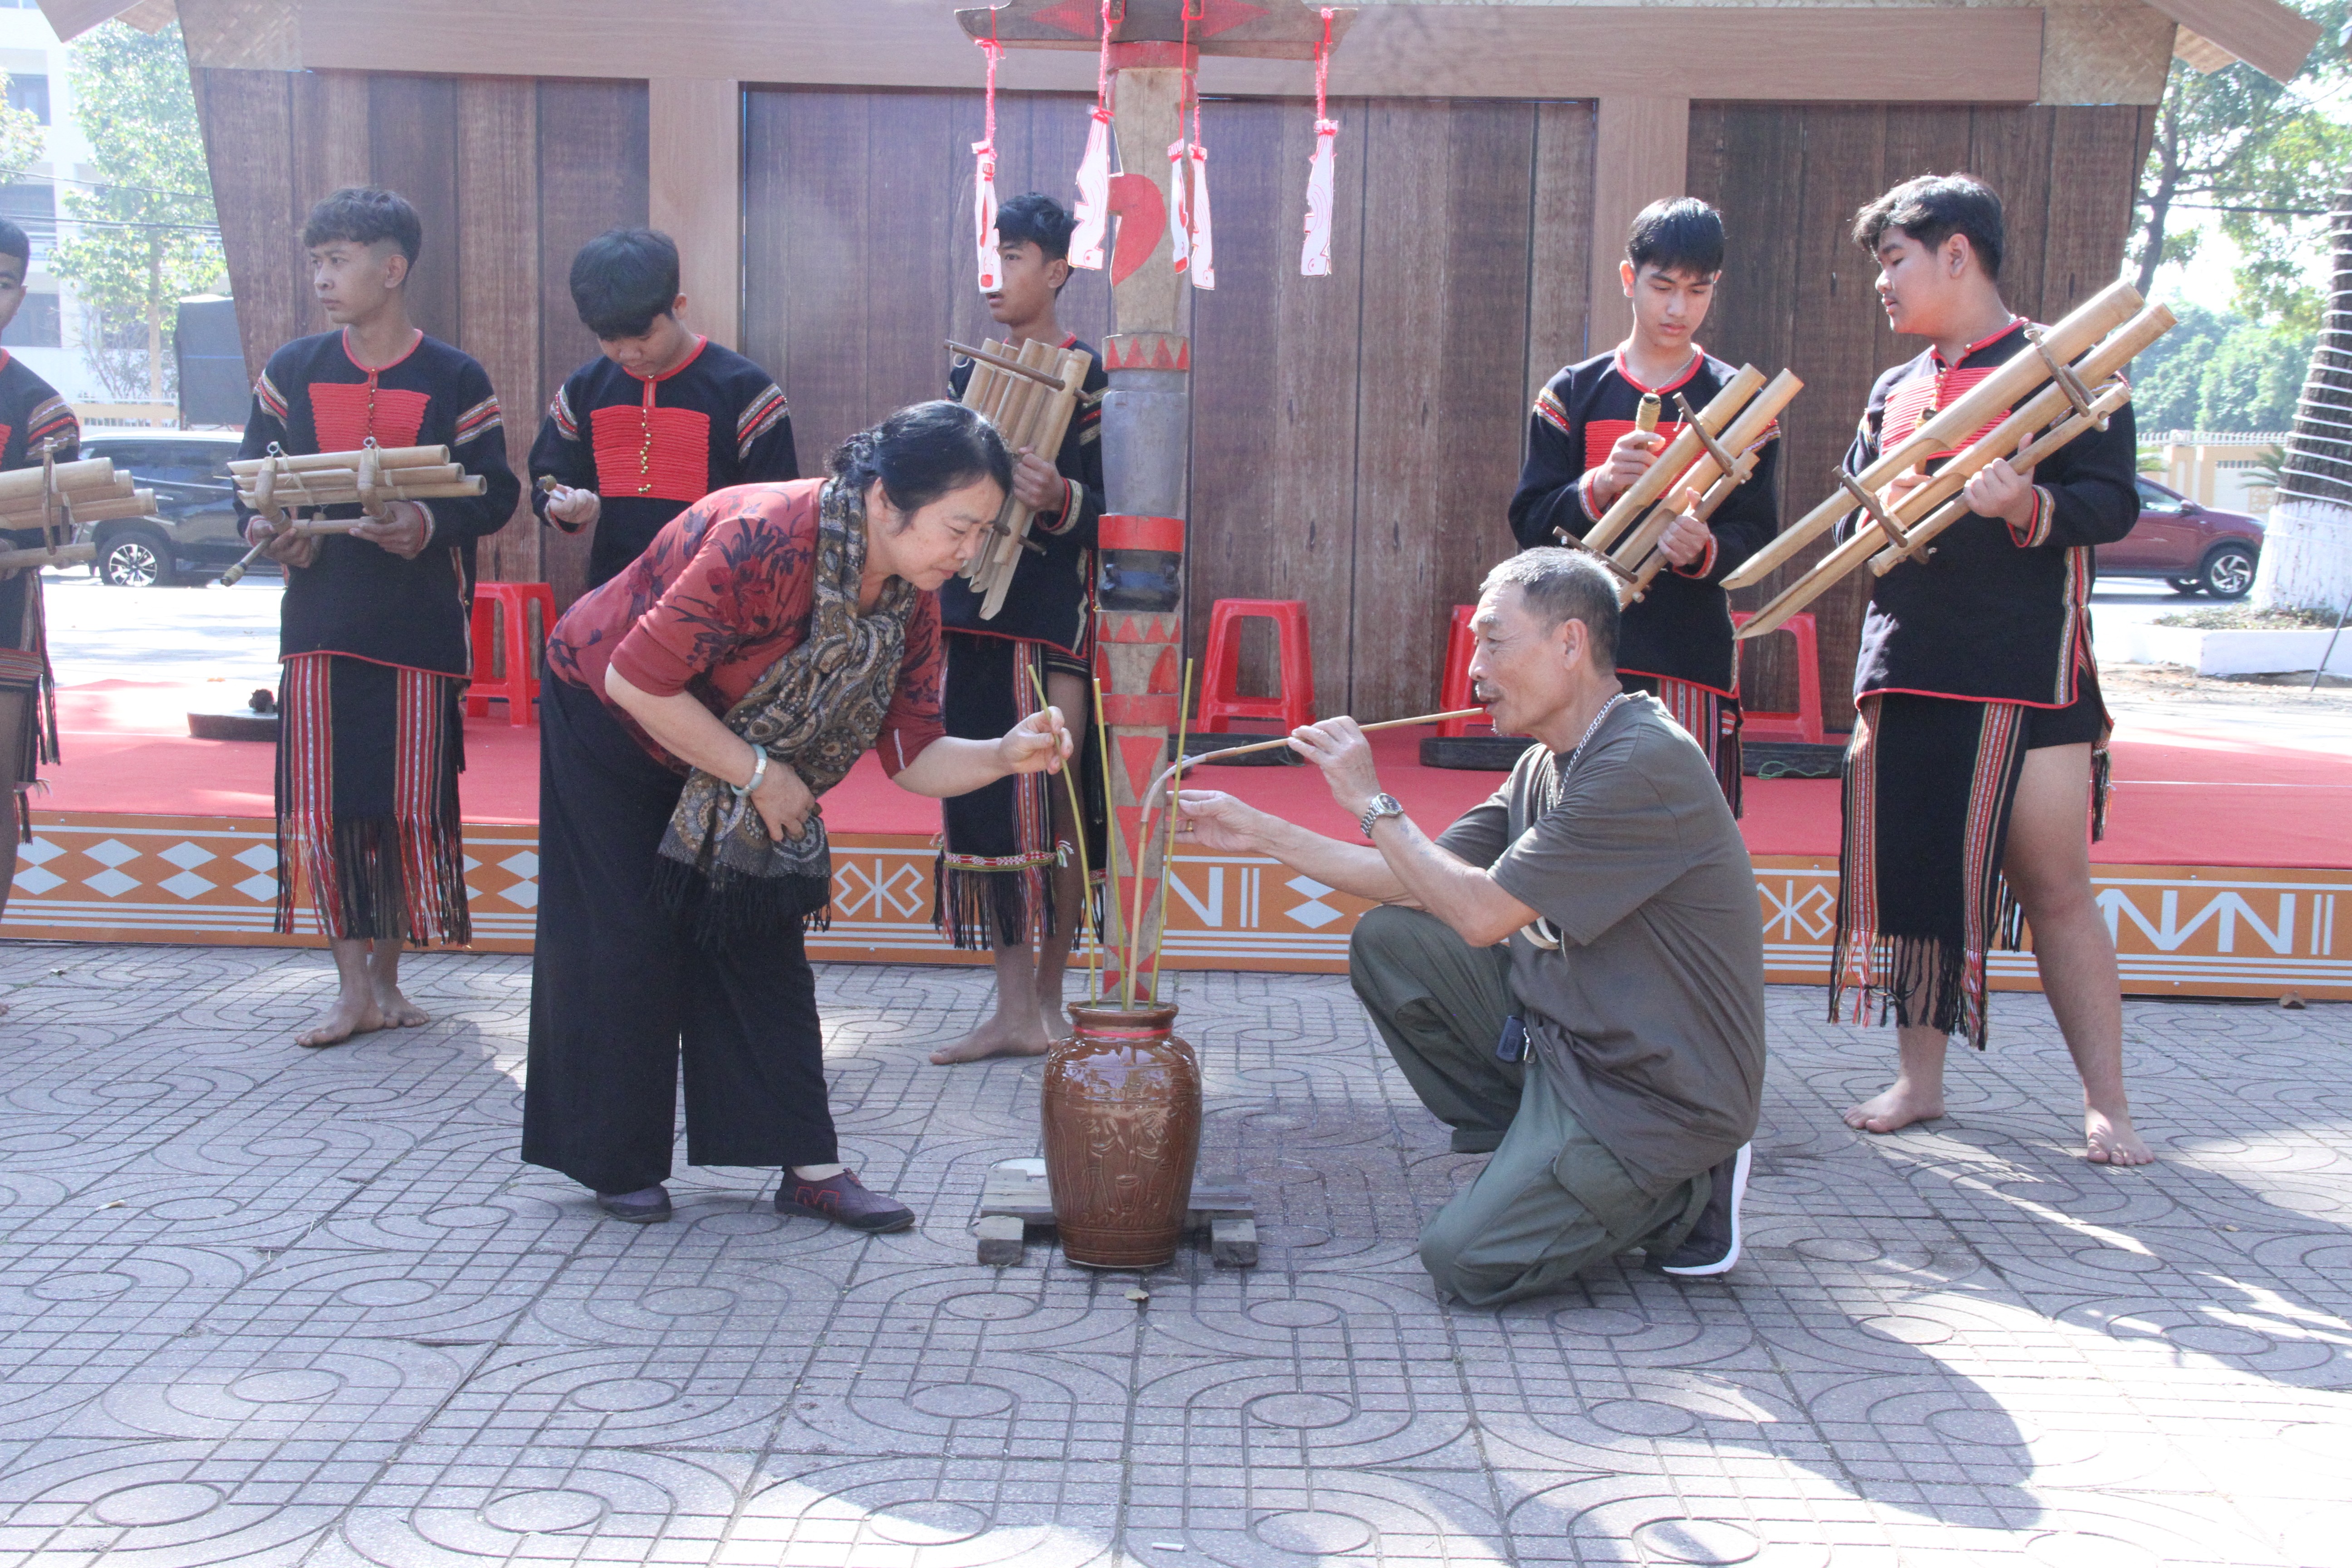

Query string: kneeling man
[1178,549,1767,1304]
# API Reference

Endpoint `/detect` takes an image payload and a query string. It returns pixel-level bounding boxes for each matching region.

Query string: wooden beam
[36,0,135,40]
[282,1,2048,103]
[1588,98,1689,359]
[2138,0,2320,79]
[648,78,742,352]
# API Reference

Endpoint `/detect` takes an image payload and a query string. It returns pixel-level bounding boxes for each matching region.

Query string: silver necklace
[1523,692,1628,950]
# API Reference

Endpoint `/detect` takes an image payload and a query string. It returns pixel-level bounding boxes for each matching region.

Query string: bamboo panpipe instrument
[1144,708,1492,808]
[227,445,450,478]
[1735,300,2173,640]
[1582,365,1767,556]
[1722,279,2146,592]
[0,543,94,573]
[946,339,1068,388]
[1608,369,1805,597]
[951,336,1092,618]
[234,461,466,494]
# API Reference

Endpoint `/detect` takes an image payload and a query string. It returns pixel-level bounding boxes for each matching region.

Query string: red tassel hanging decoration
[1069,0,1118,271]
[972,35,1005,291]
[1301,6,1338,278]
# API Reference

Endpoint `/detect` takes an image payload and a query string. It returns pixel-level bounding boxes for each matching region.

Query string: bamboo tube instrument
[949,336,1093,618]
[219,442,488,587]
[0,443,162,574]
[1722,279,2147,595]
[1607,369,1806,605]
[1734,297,2175,641]
[1579,365,1768,557]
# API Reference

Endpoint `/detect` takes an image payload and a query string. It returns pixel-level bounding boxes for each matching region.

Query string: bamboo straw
[1092,674,1118,1006]
[1147,662,1196,1006]
[1142,707,1490,809]
[1028,665,1101,1005]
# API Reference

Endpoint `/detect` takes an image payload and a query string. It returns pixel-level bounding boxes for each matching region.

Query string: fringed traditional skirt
[935,630,1105,951]
[1832,677,2110,1049]
[274,652,470,945]
[0,554,59,842]
[1622,673,1743,817]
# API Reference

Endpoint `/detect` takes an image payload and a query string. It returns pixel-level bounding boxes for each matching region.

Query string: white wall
[0,0,102,402]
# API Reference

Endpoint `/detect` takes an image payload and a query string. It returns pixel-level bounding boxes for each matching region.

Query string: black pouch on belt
[1495,1015,1529,1063]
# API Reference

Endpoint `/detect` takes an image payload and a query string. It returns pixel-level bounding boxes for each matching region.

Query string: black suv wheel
[2198,541,2256,601]
[98,525,176,588]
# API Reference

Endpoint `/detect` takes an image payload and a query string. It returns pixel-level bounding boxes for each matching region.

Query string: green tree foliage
[2130,303,2316,431]
[45,22,220,403]
[0,75,43,184]
[2132,0,2351,324]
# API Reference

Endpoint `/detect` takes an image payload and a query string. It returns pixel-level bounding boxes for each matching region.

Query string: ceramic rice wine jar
[1042,1003,1201,1268]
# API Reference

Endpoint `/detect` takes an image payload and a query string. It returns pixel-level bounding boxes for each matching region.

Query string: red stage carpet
[11,678,2349,999]
[38,680,2351,869]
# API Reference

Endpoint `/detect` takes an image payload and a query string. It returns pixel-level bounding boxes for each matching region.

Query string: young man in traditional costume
[928,192,1110,1066]
[1832,174,2151,1166]
[1178,550,1768,1301]
[531,227,796,588]
[239,187,522,1048]
[1509,197,1780,811]
[0,219,78,1013]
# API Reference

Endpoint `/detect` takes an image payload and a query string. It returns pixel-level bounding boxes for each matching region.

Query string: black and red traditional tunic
[529,338,797,589]
[237,327,522,945]
[935,335,1108,950]
[1508,346,1781,808]
[0,351,78,818]
[1830,317,2140,1047]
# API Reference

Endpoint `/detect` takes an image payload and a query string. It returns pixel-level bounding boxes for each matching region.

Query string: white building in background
[0,0,101,402]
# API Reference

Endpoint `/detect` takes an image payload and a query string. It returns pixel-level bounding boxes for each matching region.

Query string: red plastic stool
[1198,598,1314,734]
[468,581,555,727]
[1437,605,1485,737]
[1729,610,1825,744]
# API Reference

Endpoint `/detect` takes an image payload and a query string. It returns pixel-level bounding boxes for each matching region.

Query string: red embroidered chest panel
[590,403,711,504]
[309,382,431,453]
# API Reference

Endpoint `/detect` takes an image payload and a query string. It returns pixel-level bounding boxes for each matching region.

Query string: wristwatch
[1358,793,1407,838]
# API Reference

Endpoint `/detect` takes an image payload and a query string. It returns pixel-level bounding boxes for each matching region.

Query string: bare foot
[929,1013,1054,1065]
[1843,1079,1945,1135]
[2085,1107,2155,1166]
[297,992,385,1049]
[371,981,431,1029]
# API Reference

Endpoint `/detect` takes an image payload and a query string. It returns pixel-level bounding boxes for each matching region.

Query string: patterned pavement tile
[0,941,2348,1564]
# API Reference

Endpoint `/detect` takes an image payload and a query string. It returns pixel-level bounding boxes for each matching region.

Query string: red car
[2098,477,2265,599]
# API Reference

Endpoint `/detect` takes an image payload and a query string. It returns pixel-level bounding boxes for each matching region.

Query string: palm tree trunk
[2254,183,2352,616]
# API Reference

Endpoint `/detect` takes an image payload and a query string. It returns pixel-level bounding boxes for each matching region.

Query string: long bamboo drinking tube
[1028,665,1103,1004]
[949,337,1093,620]
[1142,708,1491,810]
[1732,294,2175,640]
[1722,279,2148,595]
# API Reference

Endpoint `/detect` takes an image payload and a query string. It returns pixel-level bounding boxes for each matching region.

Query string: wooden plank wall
[190,68,650,599]
[1687,101,2154,731]
[745,86,1594,719]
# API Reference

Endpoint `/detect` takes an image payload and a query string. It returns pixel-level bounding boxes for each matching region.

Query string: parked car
[2098,477,2264,599]
[70,431,263,588]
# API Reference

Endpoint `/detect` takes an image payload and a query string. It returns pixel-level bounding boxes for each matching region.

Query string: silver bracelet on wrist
[722,747,768,836]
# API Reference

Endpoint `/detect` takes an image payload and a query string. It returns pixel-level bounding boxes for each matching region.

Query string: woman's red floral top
[547,477,946,774]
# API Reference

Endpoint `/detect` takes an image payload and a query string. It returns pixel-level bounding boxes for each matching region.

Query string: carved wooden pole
[956,2,1349,1001]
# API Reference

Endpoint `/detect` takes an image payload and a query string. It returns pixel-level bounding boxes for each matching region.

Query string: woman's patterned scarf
[653,479,917,947]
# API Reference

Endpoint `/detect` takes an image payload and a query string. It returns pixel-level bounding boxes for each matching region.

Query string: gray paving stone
[0,942,2348,1564]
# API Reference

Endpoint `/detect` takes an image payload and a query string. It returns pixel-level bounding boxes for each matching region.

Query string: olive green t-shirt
[1435,694,1766,1194]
